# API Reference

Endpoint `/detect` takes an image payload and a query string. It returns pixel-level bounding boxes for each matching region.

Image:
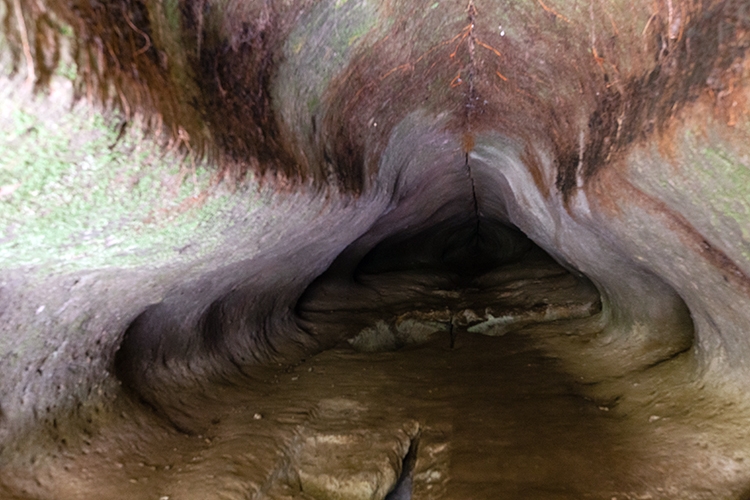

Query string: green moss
[54,60,77,81]
[0,84,260,273]
[161,0,182,33]
[275,0,381,155]
[307,95,320,114]
[665,129,750,260]
[697,147,750,242]
[58,24,74,37]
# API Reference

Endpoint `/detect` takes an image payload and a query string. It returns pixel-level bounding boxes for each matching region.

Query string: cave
[1,0,750,499]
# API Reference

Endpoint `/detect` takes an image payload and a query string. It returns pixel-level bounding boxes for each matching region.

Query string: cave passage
[106,218,627,500]
[64,218,717,500]
[96,93,714,500]
[102,204,639,500]
[296,214,602,355]
[100,163,716,500]
[3,0,750,498]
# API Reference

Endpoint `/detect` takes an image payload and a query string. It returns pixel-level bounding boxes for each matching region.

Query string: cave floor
[6,317,750,500]
[3,254,750,500]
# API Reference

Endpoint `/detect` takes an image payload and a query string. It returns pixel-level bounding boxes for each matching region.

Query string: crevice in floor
[385,429,421,500]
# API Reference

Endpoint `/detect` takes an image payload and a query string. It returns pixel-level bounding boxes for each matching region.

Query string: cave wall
[0,0,749,488]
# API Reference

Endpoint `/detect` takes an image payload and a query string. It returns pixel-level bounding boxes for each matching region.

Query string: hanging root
[12,0,36,88]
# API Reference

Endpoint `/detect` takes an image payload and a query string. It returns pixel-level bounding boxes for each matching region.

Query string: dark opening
[295,214,601,351]
[355,216,533,278]
[385,431,421,500]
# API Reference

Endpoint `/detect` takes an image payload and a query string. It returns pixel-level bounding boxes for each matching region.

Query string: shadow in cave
[354,215,534,278]
[295,214,601,351]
